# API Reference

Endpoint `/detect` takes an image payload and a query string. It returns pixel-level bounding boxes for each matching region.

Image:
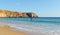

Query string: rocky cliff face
[0,10,38,17]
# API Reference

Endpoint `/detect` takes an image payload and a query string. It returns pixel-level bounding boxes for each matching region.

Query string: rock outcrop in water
[0,10,38,17]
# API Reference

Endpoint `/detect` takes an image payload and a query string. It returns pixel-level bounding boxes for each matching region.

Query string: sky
[0,0,60,17]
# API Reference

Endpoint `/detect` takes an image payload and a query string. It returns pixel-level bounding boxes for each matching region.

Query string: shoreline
[0,22,43,35]
[0,24,29,35]
[0,21,58,35]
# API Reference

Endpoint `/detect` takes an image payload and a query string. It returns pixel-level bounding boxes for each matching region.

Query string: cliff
[0,10,38,17]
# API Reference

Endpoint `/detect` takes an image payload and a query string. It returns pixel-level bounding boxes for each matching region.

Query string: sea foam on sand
[0,22,60,35]
[0,23,29,35]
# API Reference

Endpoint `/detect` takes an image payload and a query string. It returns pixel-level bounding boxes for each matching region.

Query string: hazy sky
[0,0,60,17]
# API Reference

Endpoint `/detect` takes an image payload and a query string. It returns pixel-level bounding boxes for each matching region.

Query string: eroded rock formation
[0,10,38,17]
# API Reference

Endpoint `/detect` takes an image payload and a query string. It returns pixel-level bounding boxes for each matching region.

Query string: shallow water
[0,17,60,35]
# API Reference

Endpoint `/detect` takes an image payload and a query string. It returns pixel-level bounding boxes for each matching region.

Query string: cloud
[15,2,20,5]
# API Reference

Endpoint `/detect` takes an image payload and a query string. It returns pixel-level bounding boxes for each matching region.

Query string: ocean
[0,17,60,35]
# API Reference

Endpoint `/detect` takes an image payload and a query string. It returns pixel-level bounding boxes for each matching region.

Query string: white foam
[0,22,60,35]
[9,24,60,35]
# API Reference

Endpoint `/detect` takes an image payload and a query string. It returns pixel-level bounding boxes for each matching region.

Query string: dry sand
[0,25,29,35]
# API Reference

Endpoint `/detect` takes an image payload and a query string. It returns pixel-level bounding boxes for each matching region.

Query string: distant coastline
[0,10,38,18]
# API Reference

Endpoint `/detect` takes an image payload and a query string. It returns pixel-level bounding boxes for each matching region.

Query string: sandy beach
[0,25,29,35]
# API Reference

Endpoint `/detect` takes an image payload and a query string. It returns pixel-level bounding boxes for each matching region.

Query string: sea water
[0,17,60,35]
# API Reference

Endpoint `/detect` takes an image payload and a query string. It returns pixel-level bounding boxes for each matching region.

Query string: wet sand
[0,25,29,35]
